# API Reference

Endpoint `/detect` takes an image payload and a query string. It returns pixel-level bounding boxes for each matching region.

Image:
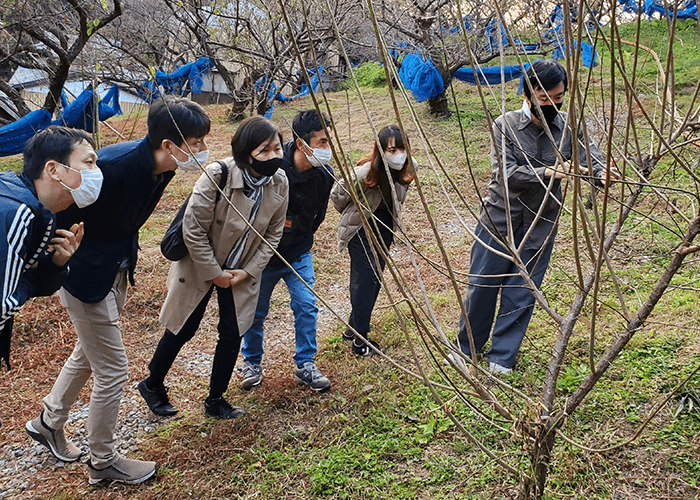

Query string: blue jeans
[457,224,555,368]
[241,251,318,367]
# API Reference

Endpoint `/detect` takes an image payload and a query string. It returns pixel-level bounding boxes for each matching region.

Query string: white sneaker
[489,362,512,375]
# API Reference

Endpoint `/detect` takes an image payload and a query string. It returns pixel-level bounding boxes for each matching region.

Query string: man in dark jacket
[238,109,334,391]
[27,97,210,485]
[0,126,94,372]
[0,126,96,429]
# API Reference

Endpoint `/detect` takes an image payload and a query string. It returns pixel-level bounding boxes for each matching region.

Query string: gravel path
[0,294,346,499]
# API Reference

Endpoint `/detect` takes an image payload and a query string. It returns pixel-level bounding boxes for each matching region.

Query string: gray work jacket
[479,108,605,250]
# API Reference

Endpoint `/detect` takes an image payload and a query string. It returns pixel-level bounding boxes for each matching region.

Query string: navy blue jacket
[266,142,334,268]
[57,138,174,303]
[0,172,67,324]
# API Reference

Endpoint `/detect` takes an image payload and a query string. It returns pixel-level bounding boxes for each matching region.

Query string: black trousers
[347,207,394,335]
[147,285,240,400]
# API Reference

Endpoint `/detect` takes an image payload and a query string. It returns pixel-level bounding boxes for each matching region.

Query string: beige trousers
[42,270,128,468]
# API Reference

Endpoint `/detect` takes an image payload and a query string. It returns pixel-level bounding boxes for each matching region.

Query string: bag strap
[214,160,229,204]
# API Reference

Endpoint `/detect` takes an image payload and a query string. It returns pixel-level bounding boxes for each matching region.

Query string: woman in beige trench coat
[139,116,289,420]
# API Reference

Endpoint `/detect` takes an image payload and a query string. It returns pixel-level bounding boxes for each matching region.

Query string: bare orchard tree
[375,0,567,117]
[0,0,121,118]
[311,0,700,497]
[157,0,362,121]
[92,0,196,97]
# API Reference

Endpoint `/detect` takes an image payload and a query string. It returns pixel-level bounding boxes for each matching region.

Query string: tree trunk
[520,419,558,500]
[428,92,451,118]
[228,98,249,122]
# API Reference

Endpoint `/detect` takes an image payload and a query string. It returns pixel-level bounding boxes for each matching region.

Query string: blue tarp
[485,20,540,53]
[453,63,531,85]
[398,54,445,102]
[553,40,598,67]
[54,84,122,132]
[138,56,214,103]
[0,109,52,156]
[643,0,697,19]
[256,68,324,118]
[0,84,123,157]
[398,52,531,102]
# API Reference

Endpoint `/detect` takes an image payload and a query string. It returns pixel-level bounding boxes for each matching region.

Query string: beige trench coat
[159,158,288,335]
[330,162,408,252]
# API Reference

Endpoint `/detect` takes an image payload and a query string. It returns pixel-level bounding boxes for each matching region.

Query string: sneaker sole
[25,421,82,463]
[88,466,157,485]
[294,375,331,392]
[241,378,262,391]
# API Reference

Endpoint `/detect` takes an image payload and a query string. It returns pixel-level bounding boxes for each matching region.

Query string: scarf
[224,167,271,269]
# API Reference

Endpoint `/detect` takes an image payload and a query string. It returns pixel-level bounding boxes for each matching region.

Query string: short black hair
[230,115,283,167]
[292,109,331,145]
[523,59,568,100]
[147,96,211,150]
[22,126,95,180]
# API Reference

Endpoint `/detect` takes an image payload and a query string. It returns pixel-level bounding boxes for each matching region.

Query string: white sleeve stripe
[1,205,34,320]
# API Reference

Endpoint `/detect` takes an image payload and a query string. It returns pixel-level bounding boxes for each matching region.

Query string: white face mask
[171,144,209,172]
[522,99,532,119]
[385,151,407,171]
[59,164,104,208]
[303,141,332,167]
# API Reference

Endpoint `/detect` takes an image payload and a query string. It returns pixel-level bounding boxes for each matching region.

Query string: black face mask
[534,102,563,125]
[249,156,283,177]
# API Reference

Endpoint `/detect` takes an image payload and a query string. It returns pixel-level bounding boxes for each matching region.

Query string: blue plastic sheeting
[0,84,123,156]
[553,40,598,67]
[138,57,214,103]
[453,63,531,85]
[53,84,122,132]
[0,109,52,156]
[398,54,445,102]
[443,15,472,34]
[256,68,324,119]
[644,0,697,19]
[619,0,641,12]
[485,20,539,53]
[617,0,697,19]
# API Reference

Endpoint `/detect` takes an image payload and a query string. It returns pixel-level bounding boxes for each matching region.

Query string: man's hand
[50,222,84,267]
[213,271,234,288]
[600,159,622,186]
[545,160,589,180]
[229,269,251,287]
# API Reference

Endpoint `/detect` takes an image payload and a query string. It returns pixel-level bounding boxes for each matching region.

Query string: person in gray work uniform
[456,58,618,375]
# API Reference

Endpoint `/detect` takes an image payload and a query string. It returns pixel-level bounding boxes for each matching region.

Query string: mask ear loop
[56,163,82,193]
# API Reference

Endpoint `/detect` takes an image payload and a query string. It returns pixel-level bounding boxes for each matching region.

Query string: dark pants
[147,285,240,400]
[457,224,554,368]
[347,207,394,335]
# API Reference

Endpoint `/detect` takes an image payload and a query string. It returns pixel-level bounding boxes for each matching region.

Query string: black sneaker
[204,397,246,420]
[342,328,355,341]
[351,339,381,357]
[138,380,178,417]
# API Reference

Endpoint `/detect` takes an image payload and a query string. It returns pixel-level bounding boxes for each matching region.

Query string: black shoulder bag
[160,161,229,261]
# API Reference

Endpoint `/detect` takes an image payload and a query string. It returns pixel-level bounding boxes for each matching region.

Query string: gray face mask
[59,164,104,208]
[385,152,407,171]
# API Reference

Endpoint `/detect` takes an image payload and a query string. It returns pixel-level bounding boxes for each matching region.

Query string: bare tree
[312,0,700,497]
[0,0,121,118]
[373,0,570,117]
